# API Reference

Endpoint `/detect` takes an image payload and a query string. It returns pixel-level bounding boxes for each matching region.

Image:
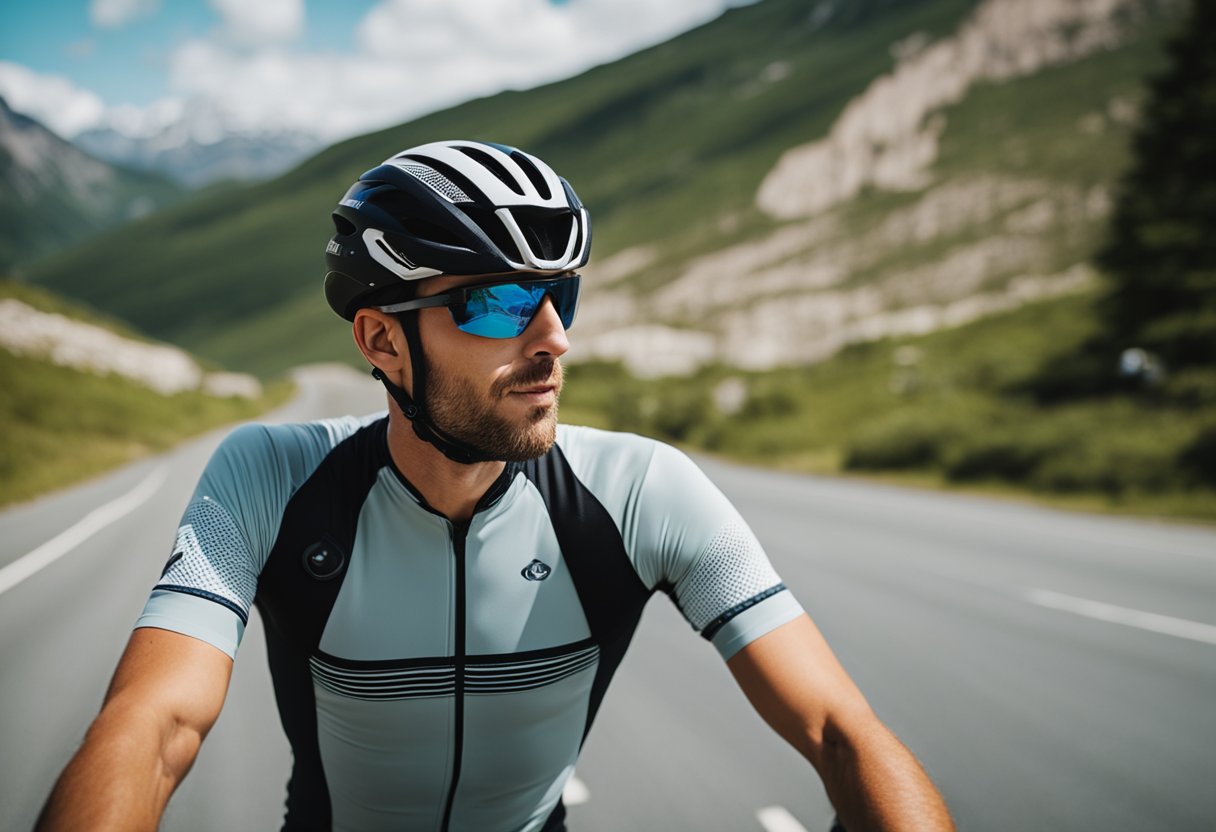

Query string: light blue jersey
[138,417,803,831]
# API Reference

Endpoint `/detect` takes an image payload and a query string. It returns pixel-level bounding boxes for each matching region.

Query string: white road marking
[562,774,590,806]
[756,805,809,832]
[0,466,168,596]
[1024,588,1216,646]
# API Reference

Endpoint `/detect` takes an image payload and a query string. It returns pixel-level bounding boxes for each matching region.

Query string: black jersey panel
[521,444,653,741]
[255,417,388,831]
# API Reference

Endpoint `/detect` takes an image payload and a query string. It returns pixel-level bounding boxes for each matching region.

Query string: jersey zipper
[439,518,469,832]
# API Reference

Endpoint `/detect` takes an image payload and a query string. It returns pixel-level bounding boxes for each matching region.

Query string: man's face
[413,273,572,461]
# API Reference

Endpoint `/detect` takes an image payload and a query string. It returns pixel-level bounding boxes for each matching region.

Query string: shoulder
[554,424,665,486]
[220,412,380,457]
[202,412,385,498]
[550,425,721,527]
[555,423,658,458]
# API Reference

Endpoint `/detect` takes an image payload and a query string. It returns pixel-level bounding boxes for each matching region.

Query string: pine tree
[1095,0,1216,377]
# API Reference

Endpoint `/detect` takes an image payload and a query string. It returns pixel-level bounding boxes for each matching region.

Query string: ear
[353,309,412,391]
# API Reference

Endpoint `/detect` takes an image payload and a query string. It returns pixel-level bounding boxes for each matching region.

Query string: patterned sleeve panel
[632,441,804,660]
[135,415,379,658]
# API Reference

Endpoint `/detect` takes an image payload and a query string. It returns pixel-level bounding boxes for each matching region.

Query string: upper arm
[631,442,804,657]
[105,628,233,741]
[727,613,876,770]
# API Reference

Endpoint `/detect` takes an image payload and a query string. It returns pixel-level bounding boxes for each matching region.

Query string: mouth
[508,384,558,403]
[498,358,562,404]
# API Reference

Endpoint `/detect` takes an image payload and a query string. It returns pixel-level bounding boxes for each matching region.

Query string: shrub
[1030,432,1179,494]
[843,411,958,471]
[943,430,1057,483]
[1179,426,1216,487]
[648,387,715,442]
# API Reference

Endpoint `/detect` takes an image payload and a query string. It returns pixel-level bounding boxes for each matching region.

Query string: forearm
[37,699,201,832]
[814,714,954,832]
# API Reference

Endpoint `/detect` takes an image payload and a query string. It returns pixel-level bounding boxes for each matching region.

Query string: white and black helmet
[324,140,591,320]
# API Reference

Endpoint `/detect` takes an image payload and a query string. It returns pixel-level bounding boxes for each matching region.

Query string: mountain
[24,0,1184,378]
[0,96,185,274]
[74,99,324,187]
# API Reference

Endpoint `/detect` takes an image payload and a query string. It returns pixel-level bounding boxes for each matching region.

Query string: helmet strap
[370,312,496,466]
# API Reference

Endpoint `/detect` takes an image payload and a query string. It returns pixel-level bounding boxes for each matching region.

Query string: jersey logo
[302,540,346,581]
[521,559,552,581]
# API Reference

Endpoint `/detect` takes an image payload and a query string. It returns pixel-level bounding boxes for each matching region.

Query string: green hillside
[26,0,977,376]
[0,280,289,507]
[17,0,1210,517]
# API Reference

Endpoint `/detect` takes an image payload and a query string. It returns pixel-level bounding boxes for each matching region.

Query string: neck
[385,405,506,523]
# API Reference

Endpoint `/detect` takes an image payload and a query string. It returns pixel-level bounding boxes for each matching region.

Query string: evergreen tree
[1095,0,1216,376]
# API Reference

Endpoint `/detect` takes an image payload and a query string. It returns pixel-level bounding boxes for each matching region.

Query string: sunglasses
[378,274,581,339]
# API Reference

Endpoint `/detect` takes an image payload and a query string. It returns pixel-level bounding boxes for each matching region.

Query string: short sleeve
[133,416,377,658]
[134,424,282,657]
[631,442,804,660]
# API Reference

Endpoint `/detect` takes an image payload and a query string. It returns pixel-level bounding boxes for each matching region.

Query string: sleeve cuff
[134,588,246,659]
[709,589,804,661]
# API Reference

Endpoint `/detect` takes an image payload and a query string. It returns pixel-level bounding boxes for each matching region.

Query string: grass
[0,280,294,508]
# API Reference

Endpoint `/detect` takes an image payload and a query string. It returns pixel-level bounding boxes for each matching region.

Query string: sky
[0,0,736,142]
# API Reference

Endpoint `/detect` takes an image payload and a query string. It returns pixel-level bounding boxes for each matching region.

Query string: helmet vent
[401,163,471,203]
[456,146,525,196]
[460,204,522,262]
[332,215,357,236]
[513,208,574,260]
[510,151,552,201]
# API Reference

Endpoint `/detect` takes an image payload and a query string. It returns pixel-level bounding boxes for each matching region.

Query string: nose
[520,294,570,359]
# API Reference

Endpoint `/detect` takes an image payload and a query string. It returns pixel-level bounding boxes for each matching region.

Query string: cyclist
[38,140,953,831]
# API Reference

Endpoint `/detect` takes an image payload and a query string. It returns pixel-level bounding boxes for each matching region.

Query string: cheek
[419,313,517,385]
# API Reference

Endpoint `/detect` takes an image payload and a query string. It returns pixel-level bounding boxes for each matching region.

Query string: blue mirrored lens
[458,283,543,338]
[453,277,580,339]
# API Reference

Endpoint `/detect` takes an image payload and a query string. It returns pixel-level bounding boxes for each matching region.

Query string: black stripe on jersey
[469,636,596,665]
[521,445,654,743]
[254,417,389,830]
[701,583,787,641]
[466,644,599,694]
[154,584,249,624]
[311,650,457,672]
[310,656,456,699]
[308,639,599,700]
[466,647,597,679]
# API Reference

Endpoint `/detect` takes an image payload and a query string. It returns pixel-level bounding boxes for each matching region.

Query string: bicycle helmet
[323,140,591,465]
[324,140,591,321]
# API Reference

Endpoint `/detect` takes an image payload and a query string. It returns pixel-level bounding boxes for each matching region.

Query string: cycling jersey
[136,415,804,832]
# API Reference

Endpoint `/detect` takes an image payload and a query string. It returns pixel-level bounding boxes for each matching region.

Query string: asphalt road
[2,364,1213,831]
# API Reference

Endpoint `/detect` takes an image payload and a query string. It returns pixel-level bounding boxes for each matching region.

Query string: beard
[425,355,563,461]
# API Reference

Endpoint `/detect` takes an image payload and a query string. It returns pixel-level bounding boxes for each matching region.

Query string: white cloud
[166,0,729,141]
[209,0,303,43]
[91,0,159,29]
[103,98,187,139]
[0,62,106,137]
[5,1,732,145]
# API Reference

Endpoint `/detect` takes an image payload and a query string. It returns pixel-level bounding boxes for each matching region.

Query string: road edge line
[757,805,809,832]
[1024,588,1216,646]
[0,465,168,596]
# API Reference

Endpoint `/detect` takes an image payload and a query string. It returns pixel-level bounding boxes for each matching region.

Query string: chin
[504,409,558,461]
